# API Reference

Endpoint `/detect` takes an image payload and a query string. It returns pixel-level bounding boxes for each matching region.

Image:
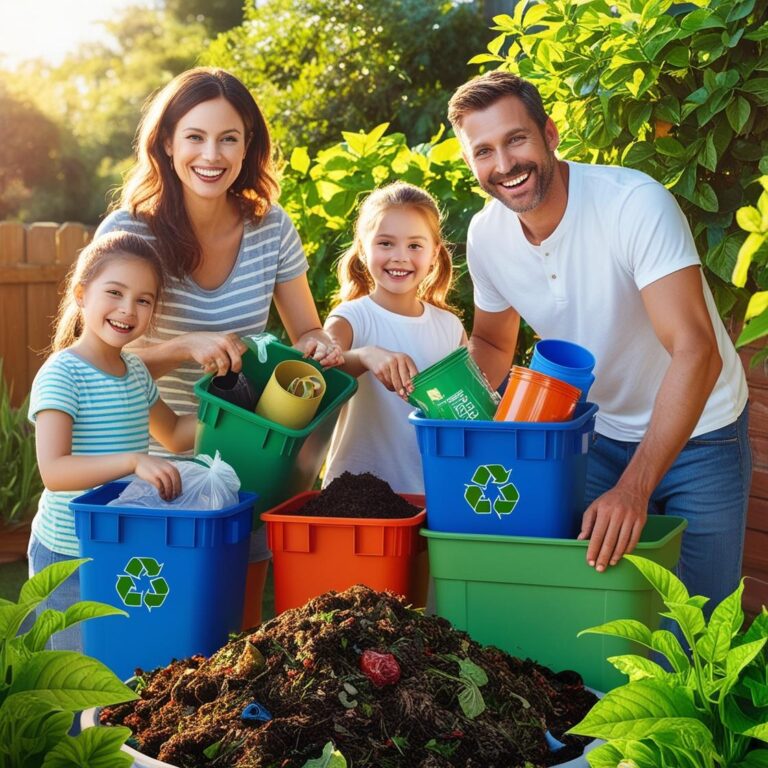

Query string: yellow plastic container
[255,360,327,430]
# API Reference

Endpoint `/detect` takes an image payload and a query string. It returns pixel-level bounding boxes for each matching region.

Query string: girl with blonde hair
[324,181,466,493]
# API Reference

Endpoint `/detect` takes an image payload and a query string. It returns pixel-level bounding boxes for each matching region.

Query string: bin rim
[420,514,687,548]
[408,401,598,430]
[261,490,426,528]
[69,481,258,520]
[194,359,357,439]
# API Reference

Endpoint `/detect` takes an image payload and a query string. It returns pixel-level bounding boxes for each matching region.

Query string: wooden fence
[0,221,93,406]
[0,219,767,611]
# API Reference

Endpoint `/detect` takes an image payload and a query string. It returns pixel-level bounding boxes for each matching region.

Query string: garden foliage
[0,358,43,524]
[278,123,484,324]
[734,176,768,350]
[206,0,487,151]
[0,559,137,768]
[569,555,768,768]
[472,0,768,321]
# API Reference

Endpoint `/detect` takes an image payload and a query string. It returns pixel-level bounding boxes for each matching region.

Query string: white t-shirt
[468,161,747,441]
[324,296,466,493]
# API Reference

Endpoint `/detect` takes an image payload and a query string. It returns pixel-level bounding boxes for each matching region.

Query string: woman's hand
[359,346,418,399]
[181,332,248,376]
[134,455,183,501]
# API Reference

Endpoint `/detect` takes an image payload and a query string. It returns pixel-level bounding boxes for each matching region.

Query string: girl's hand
[182,332,248,377]
[134,455,183,501]
[360,347,418,399]
[296,333,345,368]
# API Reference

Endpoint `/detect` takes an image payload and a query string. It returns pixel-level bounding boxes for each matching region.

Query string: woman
[96,67,341,626]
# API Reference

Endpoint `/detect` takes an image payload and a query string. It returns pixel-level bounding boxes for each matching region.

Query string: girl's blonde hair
[336,182,456,312]
[52,231,166,352]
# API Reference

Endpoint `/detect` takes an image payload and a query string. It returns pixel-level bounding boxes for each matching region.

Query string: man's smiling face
[457,95,559,214]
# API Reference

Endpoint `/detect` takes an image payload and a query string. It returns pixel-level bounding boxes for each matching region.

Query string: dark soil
[101,585,596,768]
[295,472,422,519]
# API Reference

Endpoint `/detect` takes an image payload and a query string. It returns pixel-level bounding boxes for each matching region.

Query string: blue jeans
[27,533,83,652]
[585,406,751,614]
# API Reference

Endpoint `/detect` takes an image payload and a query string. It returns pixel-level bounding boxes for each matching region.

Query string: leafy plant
[733,175,768,356]
[0,558,138,768]
[472,0,768,322]
[429,654,490,719]
[301,740,348,768]
[0,358,43,524]
[568,554,768,767]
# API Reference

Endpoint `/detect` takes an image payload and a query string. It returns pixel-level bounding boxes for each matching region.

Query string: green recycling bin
[194,336,357,521]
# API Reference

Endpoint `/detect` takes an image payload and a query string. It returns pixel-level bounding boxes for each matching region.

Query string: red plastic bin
[263,491,427,614]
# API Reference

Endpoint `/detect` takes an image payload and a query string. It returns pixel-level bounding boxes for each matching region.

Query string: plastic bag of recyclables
[108,451,240,510]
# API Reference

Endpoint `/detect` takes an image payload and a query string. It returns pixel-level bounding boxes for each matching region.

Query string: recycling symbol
[464,464,520,519]
[115,557,170,612]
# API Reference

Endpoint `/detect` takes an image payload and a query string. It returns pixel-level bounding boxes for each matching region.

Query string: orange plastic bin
[262,491,427,613]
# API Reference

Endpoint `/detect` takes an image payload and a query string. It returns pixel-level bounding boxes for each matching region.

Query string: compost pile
[296,472,422,519]
[101,586,596,767]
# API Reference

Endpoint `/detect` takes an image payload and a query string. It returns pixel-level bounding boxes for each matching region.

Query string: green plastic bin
[194,337,357,520]
[422,514,687,692]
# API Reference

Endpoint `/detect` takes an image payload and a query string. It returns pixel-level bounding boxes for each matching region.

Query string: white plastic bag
[109,452,240,510]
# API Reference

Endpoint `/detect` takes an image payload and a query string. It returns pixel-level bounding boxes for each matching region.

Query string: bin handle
[245,332,279,363]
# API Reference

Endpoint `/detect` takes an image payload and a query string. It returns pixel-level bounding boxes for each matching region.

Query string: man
[448,71,750,608]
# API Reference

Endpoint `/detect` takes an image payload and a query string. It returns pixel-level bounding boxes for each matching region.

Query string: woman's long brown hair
[118,67,279,280]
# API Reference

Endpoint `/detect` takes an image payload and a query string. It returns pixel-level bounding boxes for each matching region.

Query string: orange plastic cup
[494,366,581,422]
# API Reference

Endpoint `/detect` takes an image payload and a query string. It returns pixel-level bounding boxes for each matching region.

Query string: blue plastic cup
[530,339,595,402]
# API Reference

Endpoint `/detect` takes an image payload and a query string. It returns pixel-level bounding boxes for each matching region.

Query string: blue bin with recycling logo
[409,402,598,538]
[72,482,254,680]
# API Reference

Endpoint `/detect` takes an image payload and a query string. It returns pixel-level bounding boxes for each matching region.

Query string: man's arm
[469,307,521,389]
[579,265,722,571]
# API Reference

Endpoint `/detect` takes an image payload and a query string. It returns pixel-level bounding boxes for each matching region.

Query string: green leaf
[737,308,768,347]
[9,652,138,711]
[63,601,127,630]
[586,739,662,768]
[457,680,486,719]
[727,96,752,133]
[662,602,706,646]
[680,8,726,33]
[656,136,687,157]
[737,206,764,233]
[42,725,133,768]
[0,697,73,764]
[301,741,348,768]
[578,618,653,647]
[723,695,768,741]
[697,581,744,663]
[568,679,705,740]
[733,748,768,767]
[289,147,311,175]
[429,137,461,165]
[698,131,718,171]
[23,609,67,653]
[456,658,488,687]
[624,555,689,605]
[607,654,668,682]
[19,560,89,608]
[733,232,767,286]
[651,629,691,673]
[725,638,767,681]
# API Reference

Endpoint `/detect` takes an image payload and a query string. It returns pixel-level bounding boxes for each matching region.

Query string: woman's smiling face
[165,97,247,202]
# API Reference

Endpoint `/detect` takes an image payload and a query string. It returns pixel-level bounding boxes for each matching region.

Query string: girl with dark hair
[29,231,196,650]
[96,68,341,626]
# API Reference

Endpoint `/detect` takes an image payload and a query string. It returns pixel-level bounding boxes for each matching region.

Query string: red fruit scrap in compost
[359,649,401,687]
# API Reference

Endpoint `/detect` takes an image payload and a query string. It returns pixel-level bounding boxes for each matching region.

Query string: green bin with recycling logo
[409,402,598,537]
[72,481,254,680]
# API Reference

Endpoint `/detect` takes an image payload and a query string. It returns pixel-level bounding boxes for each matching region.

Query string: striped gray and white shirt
[95,205,309,437]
